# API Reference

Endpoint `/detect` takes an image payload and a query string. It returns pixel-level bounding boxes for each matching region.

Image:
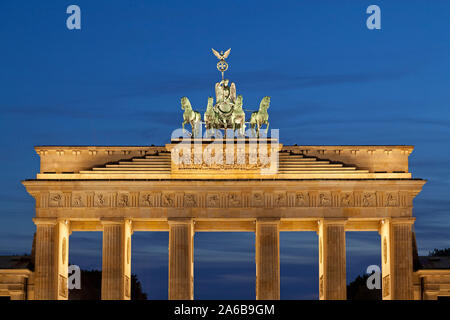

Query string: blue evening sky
[0,0,449,299]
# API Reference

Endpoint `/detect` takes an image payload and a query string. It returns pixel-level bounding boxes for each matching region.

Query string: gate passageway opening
[68,232,102,299]
[346,232,381,300]
[132,232,168,300]
[194,232,255,299]
[280,232,318,299]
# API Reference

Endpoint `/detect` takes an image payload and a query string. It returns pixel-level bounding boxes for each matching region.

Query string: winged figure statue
[215,79,236,104]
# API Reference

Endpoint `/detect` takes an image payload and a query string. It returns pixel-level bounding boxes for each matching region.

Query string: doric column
[101,219,132,300]
[255,218,280,300]
[379,218,415,300]
[168,218,194,300]
[33,218,70,300]
[318,219,347,300]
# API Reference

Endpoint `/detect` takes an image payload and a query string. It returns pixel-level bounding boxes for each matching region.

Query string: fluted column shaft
[318,219,346,300]
[101,219,132,300]
[255,218,280,300]
[168,219,194,300]
[33,218,70,300]
[379,218,414,299]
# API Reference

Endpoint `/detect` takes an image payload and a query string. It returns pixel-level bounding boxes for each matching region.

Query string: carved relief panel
[319,192,331,207]
[295,192,309,207]
[49,192,64,207]
[140,192,154,207]
[117,193,130,207]
[161,193,175,207]
[386,192,398,207]
[251,192,265,207]
[274,192,287,207]
[228,192,242,208]
[184,193,197,208]
[71,193,85,207]
[363,192,376,207]
[206,193,220,208]
[340,192,353,207]
[94,193,110,207]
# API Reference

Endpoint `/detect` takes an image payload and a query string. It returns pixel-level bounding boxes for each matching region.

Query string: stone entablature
[24,180,424,215]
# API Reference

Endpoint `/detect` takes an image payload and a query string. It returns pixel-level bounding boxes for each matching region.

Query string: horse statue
[204,97,219,137]
[250,96,270,137]
[181,97,201,137]
[231,95,245,137]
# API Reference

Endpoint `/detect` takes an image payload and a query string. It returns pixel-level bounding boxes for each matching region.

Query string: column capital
[378,217,415,234]
[100,218,130,225]
[256,218,280,225]
[167,218,194,225]
[319,218,348,226]
[33,217,58,226]
[390,217,415,225]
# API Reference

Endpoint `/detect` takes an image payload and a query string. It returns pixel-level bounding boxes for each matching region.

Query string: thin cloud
[0,67,414,121]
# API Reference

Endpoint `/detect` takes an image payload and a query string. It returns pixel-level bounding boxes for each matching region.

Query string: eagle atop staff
[211,48,231,61]
[212,48,231,81]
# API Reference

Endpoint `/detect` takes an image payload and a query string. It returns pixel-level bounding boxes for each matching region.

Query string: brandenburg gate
[21,50,426,300]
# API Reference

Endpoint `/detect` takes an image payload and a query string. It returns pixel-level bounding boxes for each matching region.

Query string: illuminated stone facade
[3,139,448,300]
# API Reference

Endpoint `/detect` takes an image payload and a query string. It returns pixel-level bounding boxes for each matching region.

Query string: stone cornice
[22,179,426,188]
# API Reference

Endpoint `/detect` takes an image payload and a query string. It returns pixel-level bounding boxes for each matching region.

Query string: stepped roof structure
[30,143,415,180]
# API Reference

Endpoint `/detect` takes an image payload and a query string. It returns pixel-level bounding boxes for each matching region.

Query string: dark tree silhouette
[428,248,450,257]
[347,273,381,300]
[69,269,147,300]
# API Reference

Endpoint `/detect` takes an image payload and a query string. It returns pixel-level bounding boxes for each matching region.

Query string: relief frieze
[39,190,412,209]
